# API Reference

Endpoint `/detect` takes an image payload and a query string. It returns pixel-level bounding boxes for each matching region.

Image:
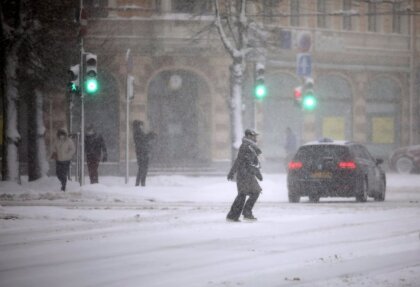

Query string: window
[353,145,373,161]
[172,0,211,14]
[295,145,351,162]
[317,0,327,28]
[290,0,300,27]
[343,0,352,30]
[263,0,280,23]
[84,0,108,18]
[392,3,401,33]
[368,3,376,32]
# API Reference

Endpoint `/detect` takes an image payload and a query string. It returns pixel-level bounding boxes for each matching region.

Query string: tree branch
[214,0,239,58]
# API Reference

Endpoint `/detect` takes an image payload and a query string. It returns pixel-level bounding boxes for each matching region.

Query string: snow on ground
[0,173,419,287]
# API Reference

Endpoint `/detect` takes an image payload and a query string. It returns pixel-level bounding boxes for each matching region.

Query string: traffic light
[302,77,317,111]
[293,86,302,106]
[85,53,98,94]
[68,64,80,93]
[302,90,317,111]
[254,63,267,100]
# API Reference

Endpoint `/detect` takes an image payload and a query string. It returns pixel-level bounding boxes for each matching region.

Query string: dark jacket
[133,126,155,162]
[228,137,263,195]
[85,132,107,162]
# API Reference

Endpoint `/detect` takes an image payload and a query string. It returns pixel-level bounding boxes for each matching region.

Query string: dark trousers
[227,192,260,220]
[136,158,149,186]
[56,161,70,191]
[87,158,100,184]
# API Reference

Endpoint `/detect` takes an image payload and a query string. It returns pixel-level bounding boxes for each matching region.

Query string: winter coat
[52,130,75,162]
[228,137,263,195]
[85,132,107,162]
[133,126,155,161]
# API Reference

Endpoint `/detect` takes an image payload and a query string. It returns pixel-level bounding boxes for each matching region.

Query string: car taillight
[288,161,303,170]
[339,161,356,169]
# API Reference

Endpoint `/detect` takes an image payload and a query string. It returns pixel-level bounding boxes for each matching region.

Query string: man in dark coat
[85,124,107,184]
[227,129,263,222]
[133,120,155,187]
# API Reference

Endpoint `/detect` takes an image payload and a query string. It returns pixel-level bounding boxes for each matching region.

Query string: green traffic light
[255,84,267,100]
[85,78,98,94]
[71,83,77,92]
[302,94,317,110]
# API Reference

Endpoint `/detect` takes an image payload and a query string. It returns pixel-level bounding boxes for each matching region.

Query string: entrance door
[148,70,202,166]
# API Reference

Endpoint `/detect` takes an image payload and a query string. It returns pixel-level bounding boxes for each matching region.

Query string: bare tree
[1,0,79,182]
[214,0,265,161]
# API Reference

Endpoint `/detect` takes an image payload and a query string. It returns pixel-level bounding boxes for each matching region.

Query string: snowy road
[0,174,420,287]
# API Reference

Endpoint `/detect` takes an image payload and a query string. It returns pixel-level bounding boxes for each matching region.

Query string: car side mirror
[376,158,384,165]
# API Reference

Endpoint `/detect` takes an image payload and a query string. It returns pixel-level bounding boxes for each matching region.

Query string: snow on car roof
[303,138,353,146]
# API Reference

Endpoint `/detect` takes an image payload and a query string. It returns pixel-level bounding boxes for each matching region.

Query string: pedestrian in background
[51,128,75,191]
[133,120,156,187]
[284,127,297,168]
[85,124,107,184]
[227,129,263,222]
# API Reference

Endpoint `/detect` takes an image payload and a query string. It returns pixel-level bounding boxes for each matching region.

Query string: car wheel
[395,157,415,174]
[374,178,386,202]
[309,194,320,203]
[356,178,368,202]
[288,191,300,203]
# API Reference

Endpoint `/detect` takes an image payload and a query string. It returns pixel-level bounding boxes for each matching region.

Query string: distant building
[47,0,420,171]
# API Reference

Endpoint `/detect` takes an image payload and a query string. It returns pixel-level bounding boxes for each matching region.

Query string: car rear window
[294,145,351,162]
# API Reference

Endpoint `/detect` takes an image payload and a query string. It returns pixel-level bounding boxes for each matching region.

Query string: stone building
[50,0,420,172]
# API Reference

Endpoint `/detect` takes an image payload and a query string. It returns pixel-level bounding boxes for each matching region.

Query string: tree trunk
[35,89,49,178]
[27,88,49,181]
[4,49,21,183]
[229,60,245,162]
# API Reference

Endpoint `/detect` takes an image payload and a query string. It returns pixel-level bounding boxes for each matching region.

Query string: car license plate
[311,171,332,179]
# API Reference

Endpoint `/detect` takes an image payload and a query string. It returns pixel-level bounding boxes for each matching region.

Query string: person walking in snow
[51,128,75,191]
[226,129,263,222]
[85,124,107,184]
[133,120,155,187]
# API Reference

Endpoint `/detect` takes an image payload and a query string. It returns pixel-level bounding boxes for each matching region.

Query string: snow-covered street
[1,173,420,287]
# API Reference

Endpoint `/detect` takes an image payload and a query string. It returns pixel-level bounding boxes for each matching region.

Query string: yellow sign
[323,117,345,140]
[372,117,394,144]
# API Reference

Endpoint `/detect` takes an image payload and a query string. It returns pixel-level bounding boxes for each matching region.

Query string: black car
[287,139,386,203]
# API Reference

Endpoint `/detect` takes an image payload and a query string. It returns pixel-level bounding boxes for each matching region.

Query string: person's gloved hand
[256,171,263,181]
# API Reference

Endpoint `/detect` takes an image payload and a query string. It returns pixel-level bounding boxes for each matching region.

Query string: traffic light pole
[80,44,86,186]
[125,73,130,184]
[74,0,86,186]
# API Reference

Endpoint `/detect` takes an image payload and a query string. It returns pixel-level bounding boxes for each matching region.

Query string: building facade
[49,0,420,171]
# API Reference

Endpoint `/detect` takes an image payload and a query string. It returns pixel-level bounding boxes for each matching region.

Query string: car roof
[302,138,356,147]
